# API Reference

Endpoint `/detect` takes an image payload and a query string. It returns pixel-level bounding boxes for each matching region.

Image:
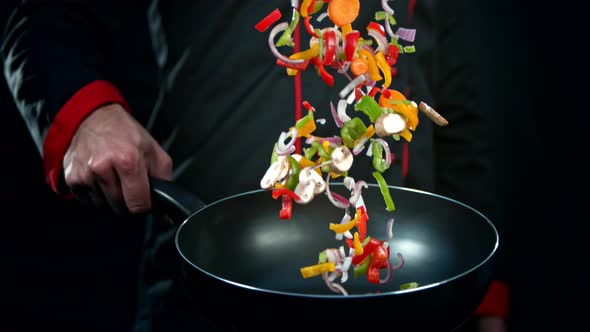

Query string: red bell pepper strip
[272,188,301,201]
[367,21,386,37]
[352,237,381,265]
[310,57,334,86]
[279,194,293,219]
[272,188,301,220]
[346,205,368,248]
[322,29,337,65]
[344,30,360,61]
[255,9,282,32]
[303,16,318,38]
[367,244,390,284]
[386,44,399,66]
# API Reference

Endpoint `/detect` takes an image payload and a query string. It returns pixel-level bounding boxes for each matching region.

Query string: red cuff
[42,80,130,194]
[474,280,510,318]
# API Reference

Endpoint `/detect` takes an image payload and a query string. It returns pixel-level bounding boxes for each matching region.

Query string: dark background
[0,1,585,331]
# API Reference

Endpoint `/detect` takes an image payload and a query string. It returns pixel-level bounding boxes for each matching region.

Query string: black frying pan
[151,180,499,331]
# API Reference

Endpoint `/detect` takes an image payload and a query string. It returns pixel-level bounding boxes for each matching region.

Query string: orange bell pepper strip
[286,43,320,76]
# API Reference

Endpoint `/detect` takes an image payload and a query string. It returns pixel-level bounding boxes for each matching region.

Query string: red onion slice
[325,173,351,209]
[396,27,416,42]
[339,74,366,99]
[367,29,389,55]
[387,218,394,239]
[381,0,395,15]
[269,22,305,65]
[330,101,344,128]
[349,180,368,205]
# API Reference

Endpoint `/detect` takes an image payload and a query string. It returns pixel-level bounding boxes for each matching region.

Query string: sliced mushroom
[294,181,316,204]
[298,167,326,195]
[259,156,289,190]
[419,102,448,126]
[374,113,406,137]
[329,145,354,174]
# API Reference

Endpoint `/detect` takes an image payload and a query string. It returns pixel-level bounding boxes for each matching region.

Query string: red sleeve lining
[474,280,510,318]
[42,80,130,194]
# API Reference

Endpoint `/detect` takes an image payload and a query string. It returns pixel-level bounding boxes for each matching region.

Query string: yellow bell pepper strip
[276,9,300,47]
[374,51,392,88]
[344,30,360,61]
[329,215,357,234]
[295,109,317,137]
[354,95,383,123]
[358,48,382,82]
[285,43,320,75]
[340,117,368,148]
[298,156,322,176]
[372,171,396,211]
[300,0,315,17]
[255,8,282,33]
[353,231,364,255]
[352,237,381,265]
[398,128,413,142]
[341,23,352,38]
[300,262,335,279]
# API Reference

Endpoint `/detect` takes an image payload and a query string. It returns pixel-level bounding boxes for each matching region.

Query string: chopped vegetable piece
[328,0,360,27]
[372,171,396,211]
[300,262,336,278]
[400,282,419,290]
[255,9,282,32]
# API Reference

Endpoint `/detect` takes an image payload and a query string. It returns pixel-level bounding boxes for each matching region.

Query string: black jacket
[2,0,501,330]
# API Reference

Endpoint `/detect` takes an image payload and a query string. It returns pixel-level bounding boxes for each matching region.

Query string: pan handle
[150,178,206,224]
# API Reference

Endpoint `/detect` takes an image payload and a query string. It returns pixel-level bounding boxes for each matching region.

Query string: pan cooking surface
[176,184,497,296]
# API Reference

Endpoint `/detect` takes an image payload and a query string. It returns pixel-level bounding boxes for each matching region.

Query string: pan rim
[175,183,499,299]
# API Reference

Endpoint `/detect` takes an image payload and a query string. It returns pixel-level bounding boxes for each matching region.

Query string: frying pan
[151,179,499,331]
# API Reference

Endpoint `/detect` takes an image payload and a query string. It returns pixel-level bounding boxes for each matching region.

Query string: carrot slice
[350,58,369,76]
[328,0,360,27]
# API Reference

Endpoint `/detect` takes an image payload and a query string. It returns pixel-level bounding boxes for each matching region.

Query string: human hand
[63,103,172,214]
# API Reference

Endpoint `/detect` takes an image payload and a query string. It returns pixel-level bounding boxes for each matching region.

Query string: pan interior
[176,184,498,296]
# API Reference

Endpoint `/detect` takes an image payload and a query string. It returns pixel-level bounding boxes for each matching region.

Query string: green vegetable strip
[276,9,300,47]
[355,95,383,123]
[372,171,396,211]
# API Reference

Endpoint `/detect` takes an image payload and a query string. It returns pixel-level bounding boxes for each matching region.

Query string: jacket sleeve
[0,0,144,194]
[430,0,509,319]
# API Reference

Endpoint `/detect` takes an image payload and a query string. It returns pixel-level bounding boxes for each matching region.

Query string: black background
[0,1,585,331]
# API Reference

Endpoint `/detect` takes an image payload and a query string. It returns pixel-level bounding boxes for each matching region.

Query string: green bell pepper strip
[303,145,317,160]
[286,155,301,191]
[371,139,387,173]
[400,282,419,290]
[318,250,328,264]
[270,143,278,164]
[372,171,396,211]
[276,9,300,47]
[311,141,331,160]
[353,255,372,279]
[340,117,368,148]
[355,95,383,123]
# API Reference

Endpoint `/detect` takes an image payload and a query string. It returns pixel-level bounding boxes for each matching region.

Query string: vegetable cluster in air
[256,0,447,295]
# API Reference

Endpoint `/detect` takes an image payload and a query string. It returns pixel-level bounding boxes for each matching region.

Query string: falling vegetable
[255,0,447,295]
